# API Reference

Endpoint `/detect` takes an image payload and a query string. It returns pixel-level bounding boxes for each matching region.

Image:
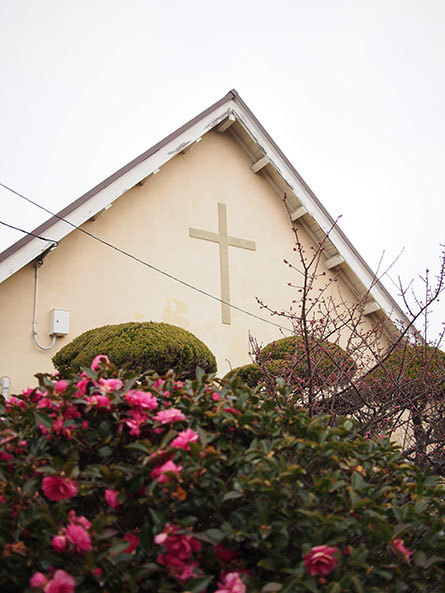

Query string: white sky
[0,0,444,339]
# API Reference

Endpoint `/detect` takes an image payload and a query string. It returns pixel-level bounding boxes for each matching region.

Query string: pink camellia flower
[75,378,89,396]
[45,569,76,593]
[65,523,93,554]
[214,543,240,564]
[64,405,81,420]
[212,392,221,401]
[18,387,38,402]
[126,390,158,410]
[7,396,26,409]
[170,428,199,450]
[52,418,69,437]
[51,534,67,553]
[30,572,48,588]
[0,451,14,463]
[223,407,241,416]
[215,571,246,593]
[37,397,61,410]
[125,409,149,436]
[21,387,33,399]
[155,523,202,559]
[151,460,182,484]
[390,538,412,563]
[99,378,123,392]
[92,568,102,577]
[55,380,69,393]
[158,554,199,582]
[154,524,202,583]
[42,476,78,501]
[123,532,140,553]
[153,408,186,424]
[68,510,91,530]
[91,354,110,371]
[153,378,165,390]
[303,545,338,576]
[154,532,168,545]
[86,395,111,409]
[105,489,120,509]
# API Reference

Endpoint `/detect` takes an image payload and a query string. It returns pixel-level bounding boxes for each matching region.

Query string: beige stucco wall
[0,130,375,394]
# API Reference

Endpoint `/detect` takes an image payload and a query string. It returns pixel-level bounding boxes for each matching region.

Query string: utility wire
[0,181,292,333]
[0,219,58,246]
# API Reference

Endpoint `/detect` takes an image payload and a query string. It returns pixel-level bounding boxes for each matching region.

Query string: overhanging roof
[0,89,410,328]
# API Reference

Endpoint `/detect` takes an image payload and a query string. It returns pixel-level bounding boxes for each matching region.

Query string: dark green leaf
[184,575,213,593]
[258,558,277,570]
[34,411,53,430]
[223,491,242,502]
[98,446,112,458]
[22,476,40,496]
[350,576,364,593]
[125,441,152,453]
[194,529,224,545]
[109,541,131,555]
[149,509,165,532]
[351,472,367,491]
[262,583,283,592]
[195,367,205,382]
[414,550,426,567]
[197,426,208,448]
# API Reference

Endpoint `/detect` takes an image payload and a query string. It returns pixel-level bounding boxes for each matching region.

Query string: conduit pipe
[32,245,57,351]
[1,376,10,401]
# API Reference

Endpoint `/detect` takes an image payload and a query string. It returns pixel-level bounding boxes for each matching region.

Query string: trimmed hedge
[52,322,217,377]
[363,343,445,397]
[229,363,263,388]
[229,335,355,389]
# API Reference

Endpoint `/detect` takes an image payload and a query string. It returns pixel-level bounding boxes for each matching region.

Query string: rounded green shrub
[351,342,445,416]
[335,342,445,472]
[261,335,354,380]
[52,321,217,377]
[229,336,355,389]
[363,342,445,398]
[227,363,262,388]
[1,363,445,592]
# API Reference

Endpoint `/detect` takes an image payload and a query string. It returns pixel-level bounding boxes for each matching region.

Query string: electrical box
[49,309,70,337]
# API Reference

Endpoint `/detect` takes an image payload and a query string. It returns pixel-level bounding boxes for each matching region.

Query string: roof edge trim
[0,90,237,264]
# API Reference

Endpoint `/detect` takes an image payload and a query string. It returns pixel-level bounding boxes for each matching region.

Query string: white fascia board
[231,101,408,327]
[0,103,237,285]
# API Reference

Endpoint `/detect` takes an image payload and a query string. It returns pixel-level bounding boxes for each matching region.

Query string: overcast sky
[1,0,443,339]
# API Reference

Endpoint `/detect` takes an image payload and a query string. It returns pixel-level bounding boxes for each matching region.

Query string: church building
[0,90,408,395]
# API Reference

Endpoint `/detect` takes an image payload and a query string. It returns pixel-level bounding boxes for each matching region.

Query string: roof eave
[0,89,411,332]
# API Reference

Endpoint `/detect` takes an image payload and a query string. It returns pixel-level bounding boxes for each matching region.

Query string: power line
[0,181,292,333]
[0,219,58,246]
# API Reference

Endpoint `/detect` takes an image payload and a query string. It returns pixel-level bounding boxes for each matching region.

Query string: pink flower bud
[51,534,67,553]
[55,380,69,393]
[30,572,48,588]
[303,545,338,576]
[105,489,120,509]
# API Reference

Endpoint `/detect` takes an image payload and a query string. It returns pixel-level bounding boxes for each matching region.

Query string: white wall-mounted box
[49,309,70,337]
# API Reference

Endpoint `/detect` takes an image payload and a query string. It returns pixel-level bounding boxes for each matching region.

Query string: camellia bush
[1,357,445,592]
